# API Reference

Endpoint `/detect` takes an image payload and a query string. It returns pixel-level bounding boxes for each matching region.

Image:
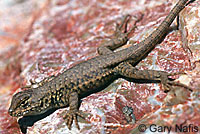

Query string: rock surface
[0,0,199,134]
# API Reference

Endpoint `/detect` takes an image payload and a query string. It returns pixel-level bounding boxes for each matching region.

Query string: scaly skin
[9,0,195,131]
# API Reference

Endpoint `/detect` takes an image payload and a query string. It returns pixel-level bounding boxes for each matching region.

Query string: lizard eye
[18,96,29,107]
[20,98,28,105]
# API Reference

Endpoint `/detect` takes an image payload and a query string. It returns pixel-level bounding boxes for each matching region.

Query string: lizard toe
[63,111,74,130]
[63,110,85,130]
[160,72,193,92]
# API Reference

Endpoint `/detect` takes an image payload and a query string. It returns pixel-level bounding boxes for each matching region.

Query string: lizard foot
[159,72,193,92]
[63,110,85,130]
[113,13,143,42]
[97,14,143,55]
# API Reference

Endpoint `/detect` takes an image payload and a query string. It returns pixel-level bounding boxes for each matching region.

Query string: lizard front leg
[115,62,193,92]
[97,14,143,55]
[63,92,84,130]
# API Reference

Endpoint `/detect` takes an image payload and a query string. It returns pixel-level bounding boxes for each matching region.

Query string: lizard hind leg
[115,62,193,92]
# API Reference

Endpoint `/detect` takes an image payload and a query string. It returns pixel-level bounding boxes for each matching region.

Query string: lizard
[8,0,195,131]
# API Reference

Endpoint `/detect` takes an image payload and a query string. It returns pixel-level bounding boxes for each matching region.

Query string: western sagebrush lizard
[8,0,195,131]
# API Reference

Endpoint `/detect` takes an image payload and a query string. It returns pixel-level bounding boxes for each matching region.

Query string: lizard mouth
[8,106,34,117]
[9,106,50,117]
[8,109,29,117]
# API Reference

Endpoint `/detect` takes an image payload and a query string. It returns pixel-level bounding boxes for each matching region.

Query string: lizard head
[8,88,51,117]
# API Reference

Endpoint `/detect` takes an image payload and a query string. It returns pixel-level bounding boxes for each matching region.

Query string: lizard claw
[63,110,85,130]
[160,72,193,92]
[116,14,131,33]
[115,13,143,38]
